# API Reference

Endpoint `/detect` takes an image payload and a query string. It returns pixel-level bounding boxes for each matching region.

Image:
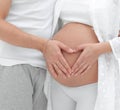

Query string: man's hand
[43,40,74,78]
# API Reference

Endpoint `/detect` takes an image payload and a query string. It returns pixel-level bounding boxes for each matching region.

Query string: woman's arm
[72,29,120,75]
[0,0,73,77]
[72,31,120,76]
[72,42,112,76]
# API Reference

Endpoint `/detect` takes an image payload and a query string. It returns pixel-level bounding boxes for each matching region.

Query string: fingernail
[69,71,72,75]
[69,49,74,53]
[73,49,76,52]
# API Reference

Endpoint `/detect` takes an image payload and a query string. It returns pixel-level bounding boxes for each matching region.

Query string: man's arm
[0,0,73,77]
[0,0,47,52]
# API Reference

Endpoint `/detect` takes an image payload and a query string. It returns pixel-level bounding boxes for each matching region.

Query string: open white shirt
[44,0,120,110]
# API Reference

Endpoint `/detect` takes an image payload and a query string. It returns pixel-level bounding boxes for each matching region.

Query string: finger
[81,66,92,76]
[74,45,85,52]
[74,63,85,73]
[72,52,86,73]
[79,64,88,74]
[56,61,70,77]
[53,64,67,79]
[58,42,74,53]
[80,65,91,76]
[72,57,83,73]
[47,64,58,78]
[74,64,88,76]
[58,54,72,74]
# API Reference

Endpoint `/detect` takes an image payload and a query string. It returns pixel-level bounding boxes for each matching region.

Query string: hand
[72,43,101,76]
[43,39,74,78]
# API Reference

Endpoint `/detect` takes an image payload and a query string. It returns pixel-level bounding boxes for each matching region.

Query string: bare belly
[52,23,98,87]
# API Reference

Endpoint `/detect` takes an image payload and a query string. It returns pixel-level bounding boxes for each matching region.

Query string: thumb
[73,45,85,52]
[58,42,74,53]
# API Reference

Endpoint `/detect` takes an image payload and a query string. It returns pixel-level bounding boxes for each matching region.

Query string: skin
[0,0,73,77]
[72,41,112,76]
[0,0,116,82]
[51,23,112,87]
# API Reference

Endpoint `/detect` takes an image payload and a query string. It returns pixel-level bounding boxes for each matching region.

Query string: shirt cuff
[109,37,120,60]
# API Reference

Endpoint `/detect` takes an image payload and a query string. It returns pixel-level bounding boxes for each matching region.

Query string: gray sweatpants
[0,64,47,110]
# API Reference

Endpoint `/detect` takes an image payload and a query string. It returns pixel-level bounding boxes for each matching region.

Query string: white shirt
[0,0,56,68]
[60,0,92,26]
[44,0,120,110]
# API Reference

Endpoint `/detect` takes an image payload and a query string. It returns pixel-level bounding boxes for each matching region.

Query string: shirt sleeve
[109,5,120,60]
[109,37,120,59]
[109,19,120,59]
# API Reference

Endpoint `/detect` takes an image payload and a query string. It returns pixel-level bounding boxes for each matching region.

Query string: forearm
[97,42,112,55]
[0,18,47,52]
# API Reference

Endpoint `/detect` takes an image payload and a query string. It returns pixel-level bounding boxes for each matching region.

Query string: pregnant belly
[52,23,98,87]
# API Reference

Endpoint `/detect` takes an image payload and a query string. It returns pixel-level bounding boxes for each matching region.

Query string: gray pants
[0,64,47,110]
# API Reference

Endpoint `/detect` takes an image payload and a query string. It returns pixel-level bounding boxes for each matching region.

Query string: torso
[60,0,92,26]
[51,0,99,87]
[0,0,56,67]
[53,23,98,87]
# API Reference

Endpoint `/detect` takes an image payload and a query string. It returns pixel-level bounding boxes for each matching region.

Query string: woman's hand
[43,39,74,78]
[72,42,112,76]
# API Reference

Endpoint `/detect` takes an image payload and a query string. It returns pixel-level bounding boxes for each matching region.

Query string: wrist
[33,37,49,52]
[97,42,112,55]
[41,39,50,54]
